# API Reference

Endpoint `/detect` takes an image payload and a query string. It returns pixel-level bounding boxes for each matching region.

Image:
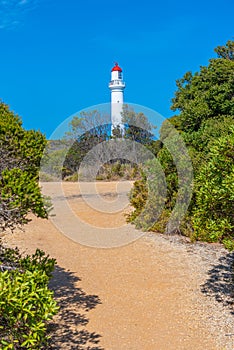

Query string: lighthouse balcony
[109,80,125,88]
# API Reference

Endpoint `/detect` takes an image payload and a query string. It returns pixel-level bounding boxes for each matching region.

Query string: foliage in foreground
[128,40,234,250]
[0,247,58,349]
[192,130,234,246]
[0,103,58,348]
[0,102,48,231]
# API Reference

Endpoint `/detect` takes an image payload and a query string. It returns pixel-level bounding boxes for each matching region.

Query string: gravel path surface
[2,182,234,350]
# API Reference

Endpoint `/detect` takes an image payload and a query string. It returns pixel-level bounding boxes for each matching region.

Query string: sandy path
[2,182,233,350]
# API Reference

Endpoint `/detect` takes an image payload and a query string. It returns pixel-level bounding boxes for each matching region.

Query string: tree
[63,110,110,178]
[171,41,234,132]
[0,102,48,230]
[111,124,123,139]
[214,40,234,61]
[121,104,155,145]
[64,110,110,141]
[128,40,234,249]
[0,102,58,348]
[192,129,234,248]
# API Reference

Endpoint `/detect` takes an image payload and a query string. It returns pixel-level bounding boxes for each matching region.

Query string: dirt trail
[3,182,234,350]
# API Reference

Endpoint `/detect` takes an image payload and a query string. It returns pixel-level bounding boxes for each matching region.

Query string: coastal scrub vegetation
[46,107,157,181]
[0,103,58,349]
[127,40,234,250]
[0,102,49,230]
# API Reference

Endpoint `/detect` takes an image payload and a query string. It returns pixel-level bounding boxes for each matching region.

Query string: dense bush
[0,102,58,348]
[58,106,156,180]
[0,102,48,230]
[128,40,234,249]
[192,129,234,247]
[0,247,58,349]
[127,172,148,224]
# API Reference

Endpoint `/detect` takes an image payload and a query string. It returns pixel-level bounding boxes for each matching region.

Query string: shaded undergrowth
[201,252,234,315]
[46,266,103,350]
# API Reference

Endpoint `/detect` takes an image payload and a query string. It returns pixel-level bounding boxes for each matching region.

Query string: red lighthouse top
[111,62,122,72]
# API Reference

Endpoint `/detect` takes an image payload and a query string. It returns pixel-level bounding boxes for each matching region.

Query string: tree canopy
[0,102,48,230]
[171,40,234,134]
[121,104,155,145]
[128,40,234,249]
[61,106,156,179]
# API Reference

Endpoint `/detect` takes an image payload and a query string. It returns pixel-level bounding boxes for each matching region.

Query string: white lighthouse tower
[109,62,125,134]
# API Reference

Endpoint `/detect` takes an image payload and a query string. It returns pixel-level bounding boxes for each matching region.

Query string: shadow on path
[201,252,234,315]
[46,265,104,350]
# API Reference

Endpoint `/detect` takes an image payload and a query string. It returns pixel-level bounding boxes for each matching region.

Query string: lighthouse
[109,62,125,134]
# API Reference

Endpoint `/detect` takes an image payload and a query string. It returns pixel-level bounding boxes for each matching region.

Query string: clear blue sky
[0,0,233,137]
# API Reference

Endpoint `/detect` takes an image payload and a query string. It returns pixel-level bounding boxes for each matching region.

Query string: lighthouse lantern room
[109,62,125,133]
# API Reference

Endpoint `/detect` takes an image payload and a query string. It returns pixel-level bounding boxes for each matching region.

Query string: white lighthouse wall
[111,70,121,80]
[111,89,124,127]
[111,90,124,104]
[109,64,125,133]
[111,103,123,126]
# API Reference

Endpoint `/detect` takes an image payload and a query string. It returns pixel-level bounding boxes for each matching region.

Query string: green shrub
[0,102,48,231]
[0,247,58,349]
[128,159,167,231]
[192,131,234,247]
[150,209,171,233]
[96,162,141,181]
[1,169,48,220]
[39,172,59,182]
[127,173,148,224]
[64,172,79,182]
[127,40,234,250]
